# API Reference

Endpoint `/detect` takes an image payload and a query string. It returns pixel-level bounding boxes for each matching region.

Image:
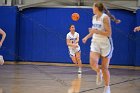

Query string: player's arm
[82,32,93,44]
[75,34,79,44]
[90,16,111,37]
[85,32,93,39]
[0,28,6,46]
[66,39,73,46]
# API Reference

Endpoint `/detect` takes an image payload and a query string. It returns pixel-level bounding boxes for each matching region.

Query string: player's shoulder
[92,15,97,19]
[103,13,108,16]
[103,13,109,19]
[102,13,110,22]
[75,32,79,35]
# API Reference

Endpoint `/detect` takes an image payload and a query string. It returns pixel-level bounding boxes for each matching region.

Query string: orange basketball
[71,13,80,21]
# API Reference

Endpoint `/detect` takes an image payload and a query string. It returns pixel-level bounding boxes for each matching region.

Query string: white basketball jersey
[66,32,79,49]
[92,13,110,40]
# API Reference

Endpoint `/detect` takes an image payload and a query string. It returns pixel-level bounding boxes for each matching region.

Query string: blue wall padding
[109,10,136,65]
[0,6,18,60]
[135,9,140,66]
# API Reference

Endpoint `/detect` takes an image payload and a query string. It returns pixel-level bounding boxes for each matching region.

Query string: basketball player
[82,2,120,93]
[66,25,82,74]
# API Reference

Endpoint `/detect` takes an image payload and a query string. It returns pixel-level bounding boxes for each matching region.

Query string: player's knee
[76,57,81,62]
[90,62,98,70]
[101,65,109,71]
[90,63,98,69]
[71,58,77,64]
[90,58,98,67]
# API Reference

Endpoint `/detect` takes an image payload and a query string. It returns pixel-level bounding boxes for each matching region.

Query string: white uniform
[91,13,114,58]
[66,32,80,57]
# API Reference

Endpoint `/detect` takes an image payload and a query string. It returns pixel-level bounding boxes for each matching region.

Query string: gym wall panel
[19,8,47,61]
[109,10,136,66]
[0,6,18,61]
[135,9,140,66]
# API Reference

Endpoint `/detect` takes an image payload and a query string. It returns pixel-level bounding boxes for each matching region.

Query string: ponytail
[103,4,121,24]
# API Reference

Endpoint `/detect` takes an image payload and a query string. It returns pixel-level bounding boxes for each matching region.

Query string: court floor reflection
[68,74,82,93]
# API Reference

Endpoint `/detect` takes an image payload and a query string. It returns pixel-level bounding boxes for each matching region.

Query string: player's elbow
[107,33,111,37]
[0,29,6,37]
[4,32,6,37]
[106,31,111,37]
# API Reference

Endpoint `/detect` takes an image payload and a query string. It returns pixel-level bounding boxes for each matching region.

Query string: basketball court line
[80,77,140,93]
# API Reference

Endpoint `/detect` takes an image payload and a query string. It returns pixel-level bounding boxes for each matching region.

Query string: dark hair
[94,2,120,23]
[69,24,74,28]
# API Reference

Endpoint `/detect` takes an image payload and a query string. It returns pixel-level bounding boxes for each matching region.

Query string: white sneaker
[78,74,82,78]
[96,70,103,85]
[103,86,111,93]
[0,55,4,65]
[78,67,82,74]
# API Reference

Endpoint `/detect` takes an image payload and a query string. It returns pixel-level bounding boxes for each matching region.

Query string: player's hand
[82,37,88,44]
[115,19,121,24]
[72,44,78,48]
[134,27,137,32]
[134,27,140,32]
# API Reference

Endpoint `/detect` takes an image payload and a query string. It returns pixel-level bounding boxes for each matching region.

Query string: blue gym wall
[135,9,140,66]
[0,6,18,61]
[0,6,140,66]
